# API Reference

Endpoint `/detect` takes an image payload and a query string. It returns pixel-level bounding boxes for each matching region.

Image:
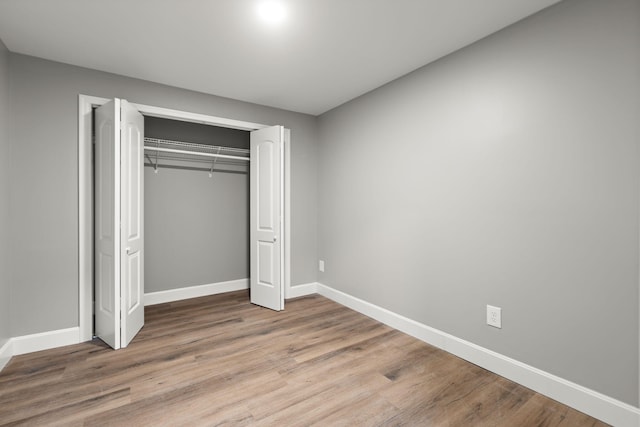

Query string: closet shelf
[144,137,250,164]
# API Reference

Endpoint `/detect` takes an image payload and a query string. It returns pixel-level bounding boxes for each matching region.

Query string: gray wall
[8,53,318,336]
[144,119,249,292]
[317,0,640,406]
[0,38,10,348]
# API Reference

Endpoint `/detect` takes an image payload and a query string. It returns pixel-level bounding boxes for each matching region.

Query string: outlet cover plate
[319,260,325,272]
[487,305,502,328]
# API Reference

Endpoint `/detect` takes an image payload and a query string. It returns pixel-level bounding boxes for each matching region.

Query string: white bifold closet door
[250,126,284,311]
[95,98,145,349]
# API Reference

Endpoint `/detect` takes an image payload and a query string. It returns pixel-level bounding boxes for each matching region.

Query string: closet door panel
[258,241,275,286]
[120,99,145,348]
[94,99,121,350]
[250,126,283,311]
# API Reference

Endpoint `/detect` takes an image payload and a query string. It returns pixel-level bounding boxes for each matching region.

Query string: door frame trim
[78,94,292,342]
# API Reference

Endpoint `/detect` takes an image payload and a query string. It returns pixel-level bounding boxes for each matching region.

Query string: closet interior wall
[144,117,250,294]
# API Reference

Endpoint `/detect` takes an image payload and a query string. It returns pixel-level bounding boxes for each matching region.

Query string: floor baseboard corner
[0,339,12,371]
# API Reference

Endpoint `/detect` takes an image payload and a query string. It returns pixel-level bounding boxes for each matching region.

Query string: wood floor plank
[500,393,608,427]
[0,290,608,426]
[2,388,130,427]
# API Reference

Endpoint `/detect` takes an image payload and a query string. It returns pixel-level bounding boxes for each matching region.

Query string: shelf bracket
[209,147,221,178]
[145,153,158,174]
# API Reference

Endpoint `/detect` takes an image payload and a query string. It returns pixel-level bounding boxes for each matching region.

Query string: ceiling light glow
[257,1,287,25]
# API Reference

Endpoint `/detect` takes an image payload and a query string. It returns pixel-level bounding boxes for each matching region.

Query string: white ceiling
[0,0,561,115]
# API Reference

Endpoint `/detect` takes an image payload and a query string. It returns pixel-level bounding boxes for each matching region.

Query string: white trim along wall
[1,273,636,425]
[144,279,249,306]
[314,283,640,427]
[0,279,313,372]
[78,94,292,342]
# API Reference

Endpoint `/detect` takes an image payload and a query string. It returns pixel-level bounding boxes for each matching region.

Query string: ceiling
[0,0,561,115]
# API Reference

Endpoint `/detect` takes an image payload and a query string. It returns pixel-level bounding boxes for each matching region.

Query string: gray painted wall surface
[317,0,640,406]
[144,119,249,292]
[144,167,249,292]
[8,54,318,336]
[0,38,10,348]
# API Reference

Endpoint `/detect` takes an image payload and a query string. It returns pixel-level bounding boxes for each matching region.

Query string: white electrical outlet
[319,260,325,272]
[487,305,502,328]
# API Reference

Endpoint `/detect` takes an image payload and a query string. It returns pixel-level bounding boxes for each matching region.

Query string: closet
[143,117,250,298]
[90,97,286,350]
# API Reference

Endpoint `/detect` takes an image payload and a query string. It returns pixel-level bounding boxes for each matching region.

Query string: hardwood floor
[0,291,607,426]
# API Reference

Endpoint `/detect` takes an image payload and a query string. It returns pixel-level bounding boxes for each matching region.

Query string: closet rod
[144,146,250,162]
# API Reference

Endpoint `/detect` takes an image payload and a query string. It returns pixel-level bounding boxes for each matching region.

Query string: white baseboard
[0,339,12,371]
[286,282,318,299]
[11,327,81,356]
[316,283,640,427]
[0,281,250,371]
[144,278,249,306]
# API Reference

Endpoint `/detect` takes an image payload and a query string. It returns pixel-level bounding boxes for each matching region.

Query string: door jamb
[78,94,292,342]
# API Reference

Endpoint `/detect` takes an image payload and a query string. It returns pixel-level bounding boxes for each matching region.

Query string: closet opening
[79,95,291,346]
[141,117,251,307]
